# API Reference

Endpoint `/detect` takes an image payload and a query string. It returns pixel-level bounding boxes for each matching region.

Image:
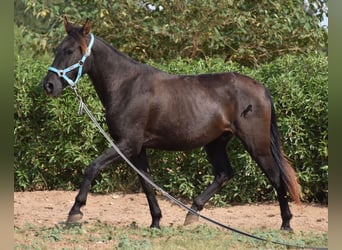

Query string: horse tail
[269,98,302,205]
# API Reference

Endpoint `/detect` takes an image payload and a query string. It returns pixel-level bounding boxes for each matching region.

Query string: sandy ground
[14,191,327,233]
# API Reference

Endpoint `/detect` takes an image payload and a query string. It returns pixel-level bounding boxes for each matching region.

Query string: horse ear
[82,18,91,35]
[63,16,72,34]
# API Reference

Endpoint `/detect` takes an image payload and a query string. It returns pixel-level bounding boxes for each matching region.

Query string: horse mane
[94,35,163,74]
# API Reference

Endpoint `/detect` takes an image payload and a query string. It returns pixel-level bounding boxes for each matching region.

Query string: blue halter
[48,33,95,87]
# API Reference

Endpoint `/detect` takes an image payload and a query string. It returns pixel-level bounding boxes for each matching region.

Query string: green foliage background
[16,0,327,66]
[14,0,328,204]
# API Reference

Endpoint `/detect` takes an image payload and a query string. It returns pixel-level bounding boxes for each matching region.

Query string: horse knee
[84,147,119,180]
[84,163,98,180]
[217,170,234,186]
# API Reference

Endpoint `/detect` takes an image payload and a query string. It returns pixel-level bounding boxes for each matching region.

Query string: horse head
[42,17,93,97]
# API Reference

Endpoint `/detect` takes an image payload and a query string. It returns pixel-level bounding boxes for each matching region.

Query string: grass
[14,221,327,250]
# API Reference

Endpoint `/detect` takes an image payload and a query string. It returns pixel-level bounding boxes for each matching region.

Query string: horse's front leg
[67,147,124,223]
[132,149,162,228]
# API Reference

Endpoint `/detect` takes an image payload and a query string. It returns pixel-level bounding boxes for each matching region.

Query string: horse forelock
[67,27,88,55]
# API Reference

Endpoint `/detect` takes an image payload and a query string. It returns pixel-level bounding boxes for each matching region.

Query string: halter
[48,33,95,87]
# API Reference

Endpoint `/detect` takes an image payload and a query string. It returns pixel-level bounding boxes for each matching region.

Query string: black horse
[43,17,301,230]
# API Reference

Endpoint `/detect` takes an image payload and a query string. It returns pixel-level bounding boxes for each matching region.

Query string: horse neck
[87,36,148,106]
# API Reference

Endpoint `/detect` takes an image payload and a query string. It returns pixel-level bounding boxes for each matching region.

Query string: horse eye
[64,48,74,55]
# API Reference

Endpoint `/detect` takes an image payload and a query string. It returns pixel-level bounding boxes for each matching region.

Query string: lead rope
[72,86,327,250]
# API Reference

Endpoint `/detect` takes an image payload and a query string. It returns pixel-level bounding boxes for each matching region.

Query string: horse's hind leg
[253,153,294,230]
[132,149,162,228]
[237,130,294,230]
[184,134,234,225]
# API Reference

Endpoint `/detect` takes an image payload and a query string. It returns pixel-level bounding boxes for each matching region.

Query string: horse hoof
[66,212,83,224]
[184,212,199,226]
[150,224,161,229]
[280,225,293,232]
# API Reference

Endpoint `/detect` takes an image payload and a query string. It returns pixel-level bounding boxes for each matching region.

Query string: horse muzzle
[42,75,64,97]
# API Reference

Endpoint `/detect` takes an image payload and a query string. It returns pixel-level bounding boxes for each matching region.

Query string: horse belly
[143,112,228,151]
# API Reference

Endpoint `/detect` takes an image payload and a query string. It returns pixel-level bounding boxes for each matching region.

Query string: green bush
[15,0,327,66]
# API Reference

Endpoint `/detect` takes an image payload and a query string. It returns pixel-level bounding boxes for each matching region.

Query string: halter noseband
[48,33,95,87]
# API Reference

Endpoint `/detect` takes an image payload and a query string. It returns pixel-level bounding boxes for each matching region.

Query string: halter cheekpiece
[48,33,95,86]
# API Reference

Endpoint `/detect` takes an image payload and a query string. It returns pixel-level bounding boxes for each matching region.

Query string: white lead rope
[71,86,325,249]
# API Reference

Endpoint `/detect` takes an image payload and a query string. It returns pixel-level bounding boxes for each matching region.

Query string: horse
[42,17,301,231]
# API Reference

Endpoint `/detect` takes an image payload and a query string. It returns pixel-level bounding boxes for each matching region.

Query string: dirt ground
[14,191,328,233]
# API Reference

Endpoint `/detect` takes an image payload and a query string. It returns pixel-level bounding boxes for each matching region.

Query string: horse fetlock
[149,213,162,229]
[150,221,161,229]
[280,223,293,232]
[67,212,83,224]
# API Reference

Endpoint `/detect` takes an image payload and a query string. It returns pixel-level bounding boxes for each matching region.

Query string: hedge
[16,0,327,67]
[14,51,327,204]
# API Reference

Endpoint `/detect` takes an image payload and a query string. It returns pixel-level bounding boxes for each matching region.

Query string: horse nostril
[44,82,54,94]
